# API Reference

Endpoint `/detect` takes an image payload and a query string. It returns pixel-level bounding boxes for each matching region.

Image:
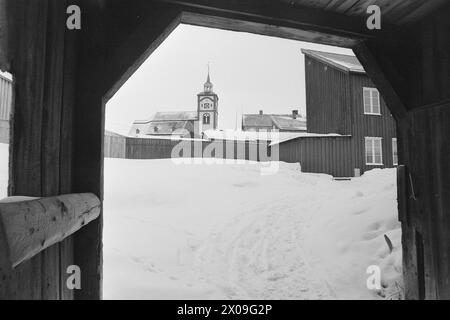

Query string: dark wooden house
[276,50,397,177]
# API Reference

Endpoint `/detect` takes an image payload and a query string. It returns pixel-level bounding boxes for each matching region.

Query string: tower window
[203,113,210,125]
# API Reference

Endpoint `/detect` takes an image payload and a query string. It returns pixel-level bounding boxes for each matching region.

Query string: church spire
[204,63,213,93]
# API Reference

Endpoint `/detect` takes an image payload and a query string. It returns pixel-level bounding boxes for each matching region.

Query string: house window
[392,138,398,165]
[203,113,210,125]
[363,87,381,115]
[365,137,383,165]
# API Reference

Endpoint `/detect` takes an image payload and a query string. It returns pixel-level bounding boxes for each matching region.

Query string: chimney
[259,110,263,115]
[292,110,298,119]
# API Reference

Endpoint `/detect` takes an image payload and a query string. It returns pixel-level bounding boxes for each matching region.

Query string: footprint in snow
[352,209,366,216]
[353,191,364,198]
[267,274,288,281]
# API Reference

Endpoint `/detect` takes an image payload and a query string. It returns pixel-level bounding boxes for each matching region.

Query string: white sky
[105,24,353,135]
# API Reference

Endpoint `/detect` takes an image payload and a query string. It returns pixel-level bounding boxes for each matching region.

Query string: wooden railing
[0,193,101,269]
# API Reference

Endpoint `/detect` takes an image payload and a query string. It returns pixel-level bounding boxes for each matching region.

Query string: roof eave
[302,49,366,75]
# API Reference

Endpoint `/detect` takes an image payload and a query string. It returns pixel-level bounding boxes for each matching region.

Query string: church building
[129,70,219,138]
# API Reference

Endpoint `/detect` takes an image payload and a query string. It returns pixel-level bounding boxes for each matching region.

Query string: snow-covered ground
[103,156,402,300]
[0,143,402,299]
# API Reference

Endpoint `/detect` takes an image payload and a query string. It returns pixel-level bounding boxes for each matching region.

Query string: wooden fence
[125,137,271,161]
[104,134,357,177]
[104,131,126,158]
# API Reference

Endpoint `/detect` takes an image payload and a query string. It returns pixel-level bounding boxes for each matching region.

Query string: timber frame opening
[1,0,450,300]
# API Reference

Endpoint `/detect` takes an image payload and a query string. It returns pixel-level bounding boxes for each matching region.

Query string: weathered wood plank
[41,0,66,197]
[10,0,48,196]
[59,0,78,300]
[41,244,60,299]
[72,0,107,299]
[0,193,100,268]
[39,0,67,300]
[59,236,74,300]
[3,0,50,300]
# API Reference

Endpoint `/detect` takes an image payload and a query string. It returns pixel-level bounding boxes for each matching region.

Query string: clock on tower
[197,68,219,134]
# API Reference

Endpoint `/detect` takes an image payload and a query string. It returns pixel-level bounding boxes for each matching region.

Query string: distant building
[129,70,218,138]
[242,110,306,132]
[129,111,197,138]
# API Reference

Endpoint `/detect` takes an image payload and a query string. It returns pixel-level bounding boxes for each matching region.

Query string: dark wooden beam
[180,11,356,48]
[103,3,182,101]
[353,41,408,120]
[155,0,398,45]
[3,0,59,300]
[70,0,108,299]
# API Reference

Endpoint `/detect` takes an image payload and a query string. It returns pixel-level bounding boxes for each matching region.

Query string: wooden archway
[1,0,449,299]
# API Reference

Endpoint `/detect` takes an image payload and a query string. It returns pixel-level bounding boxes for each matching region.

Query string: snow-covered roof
[129,120,192,136]
[205,129,273,141]
[269,132,351,146]
[133,111,198,124]
[242,114,273,127]
[133,134,207,142]
[271,115,307,131]
[242,114,307,131]
[302,49,365,74]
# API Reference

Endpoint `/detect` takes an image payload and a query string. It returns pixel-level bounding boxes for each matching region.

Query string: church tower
[197,67,219,134]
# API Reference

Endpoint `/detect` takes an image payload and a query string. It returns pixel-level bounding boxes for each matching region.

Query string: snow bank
[103,157,401,300]
[303,168,402,299]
